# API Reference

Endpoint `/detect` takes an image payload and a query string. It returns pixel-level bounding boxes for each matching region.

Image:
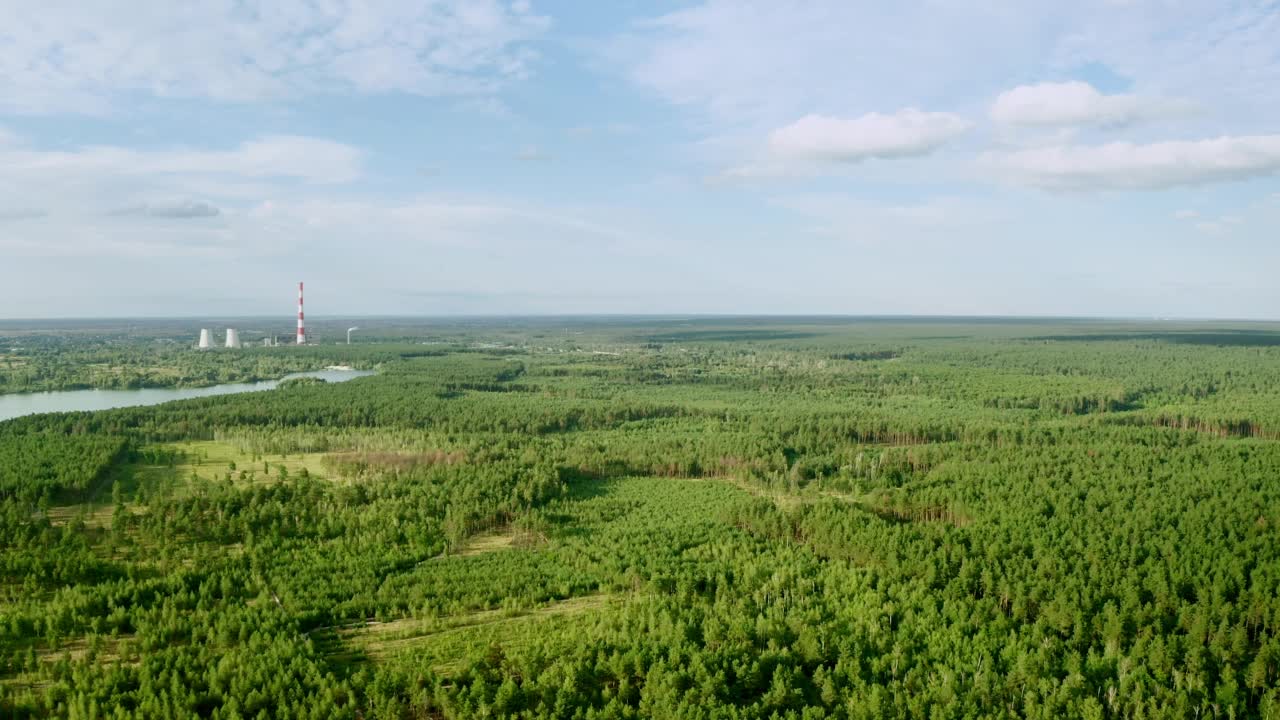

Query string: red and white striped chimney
[296,281,305,345]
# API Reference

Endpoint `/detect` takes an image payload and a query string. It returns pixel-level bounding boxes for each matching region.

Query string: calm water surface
[0,369,373,422]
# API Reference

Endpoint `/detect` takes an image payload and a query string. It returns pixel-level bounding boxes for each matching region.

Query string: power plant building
[196,283,303,350]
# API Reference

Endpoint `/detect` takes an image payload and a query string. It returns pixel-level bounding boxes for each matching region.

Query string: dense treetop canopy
[1,318,1279,718]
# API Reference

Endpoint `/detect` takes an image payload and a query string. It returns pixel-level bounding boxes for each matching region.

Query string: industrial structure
[297,281,306,345]
[193,282,307,350]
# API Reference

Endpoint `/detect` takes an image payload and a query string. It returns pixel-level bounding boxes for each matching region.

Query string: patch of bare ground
[332,594,612,668]
[710,476,862,511]
[452,524,547,557]
[323,450,469,477]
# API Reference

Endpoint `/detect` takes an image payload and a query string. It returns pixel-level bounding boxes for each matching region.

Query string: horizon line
[2,313,1279,324]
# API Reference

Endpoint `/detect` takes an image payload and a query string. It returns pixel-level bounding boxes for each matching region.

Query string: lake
[0,369,374,423]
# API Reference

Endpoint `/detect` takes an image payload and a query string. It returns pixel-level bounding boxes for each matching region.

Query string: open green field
[3,317,1280,718]
[136,439,332,486]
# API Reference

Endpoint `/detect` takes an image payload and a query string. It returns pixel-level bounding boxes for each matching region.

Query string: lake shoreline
[0,368,375,423]
[0,364,374,398]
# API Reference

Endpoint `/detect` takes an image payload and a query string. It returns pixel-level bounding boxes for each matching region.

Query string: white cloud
[0,1,550,113]
[1053,1,1280,128]
[985,135,1280,190]
[722,109,969,179]
[0,125,650,262]
[769,111,970,163]
[615,1,1280,195]
[3,135,363,185]
[1173,209,1198,220]
[0,133,366,265]
[622,1,1065,126]
[990,81,1187,128]
[620,1,1280,148]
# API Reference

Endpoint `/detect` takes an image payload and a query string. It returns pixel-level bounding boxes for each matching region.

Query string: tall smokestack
[296,281,305,345]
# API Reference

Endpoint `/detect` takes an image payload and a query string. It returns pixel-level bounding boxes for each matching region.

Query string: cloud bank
[990,81,1187,128]
[723,109,970,179]
[3,136,363,184]
[987,135,1280,190]
[111,201,222,219]
[0,0,550,113]
[769,111,971,163]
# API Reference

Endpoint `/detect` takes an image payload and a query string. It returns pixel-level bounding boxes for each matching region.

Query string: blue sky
[1,0,1279,319]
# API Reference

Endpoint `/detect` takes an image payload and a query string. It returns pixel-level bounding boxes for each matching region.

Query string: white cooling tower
[198,329,212,350]
[224,328,241,349]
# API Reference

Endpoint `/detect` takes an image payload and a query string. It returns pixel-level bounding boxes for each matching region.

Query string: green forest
[2,318,1279,719]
